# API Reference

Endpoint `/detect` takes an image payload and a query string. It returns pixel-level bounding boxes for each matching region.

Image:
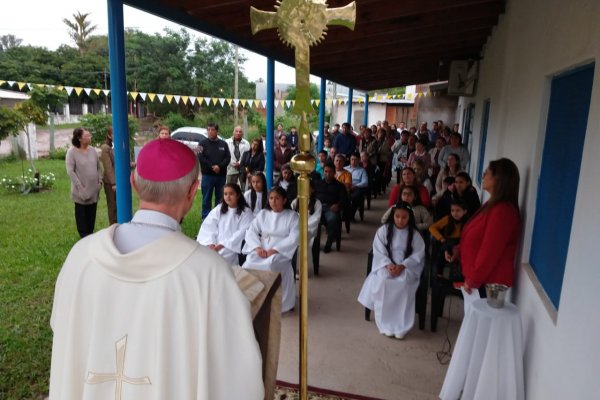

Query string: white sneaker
[394,334,405,340]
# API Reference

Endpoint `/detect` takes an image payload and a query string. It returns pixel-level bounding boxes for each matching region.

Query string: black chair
[429,241,463,332]
[364,249,428,330]
[291,225,322,276]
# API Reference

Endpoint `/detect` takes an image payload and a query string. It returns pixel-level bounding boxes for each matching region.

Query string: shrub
[79,114,139,158]
[161,112,195,132]
[48,146,68,160]
[1,169,56,194]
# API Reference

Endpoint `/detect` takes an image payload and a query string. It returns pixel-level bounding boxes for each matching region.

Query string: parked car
[170,127,209,149]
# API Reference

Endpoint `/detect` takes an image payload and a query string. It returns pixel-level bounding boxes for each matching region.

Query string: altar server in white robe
[197,183,254,265]
[243,186,299,312]
[291,180,322,271]
[244,171,268,216]
[49,139,264,400]
[358,201,425,339]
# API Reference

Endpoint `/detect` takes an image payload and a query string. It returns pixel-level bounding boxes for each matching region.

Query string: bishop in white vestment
[197,203,254,265]
[358,225,425,337]
[49,139,264,400]
[243,208,299,312]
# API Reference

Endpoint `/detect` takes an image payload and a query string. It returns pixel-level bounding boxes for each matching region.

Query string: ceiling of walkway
[124,0,506,91]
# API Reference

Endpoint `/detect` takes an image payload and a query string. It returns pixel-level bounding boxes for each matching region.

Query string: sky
[0,0,324,86]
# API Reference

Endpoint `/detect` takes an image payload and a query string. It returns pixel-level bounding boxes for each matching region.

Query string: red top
[459,202,521,288]
[388,183,432,208]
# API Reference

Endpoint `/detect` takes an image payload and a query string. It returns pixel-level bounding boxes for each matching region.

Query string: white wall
[332,103,386,128]
[458,0,600,398]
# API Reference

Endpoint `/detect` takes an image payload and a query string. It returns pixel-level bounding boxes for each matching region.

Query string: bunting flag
[157,94,165,103]
[285,100,292,109]
[0,80,6,86]
[63,86,73,95]
[232,98,239,107]
[130,91,139,100]
[226,98,233,106]
[315,99,320,107]
[7,81,16,87]
[241,99,248,107]
[165,94,174,104]
[189,96,197,106]
[93,88,102,96]
[279,100,284,108]
[202,97,210,106]
[74,87,84,96]
[139,92,147,101]
[218,98,225,107]
[84,88,92,96]
[179,95,187,105]
[326,99,332,106]
[17,82,26,90]
[148,93,156,102]
[102,89,110,96]
[254,99,261,108]
[173,95,181,104]
[26,83,32,90]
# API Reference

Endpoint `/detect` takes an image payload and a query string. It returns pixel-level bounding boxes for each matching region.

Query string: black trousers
[74,202,97,238]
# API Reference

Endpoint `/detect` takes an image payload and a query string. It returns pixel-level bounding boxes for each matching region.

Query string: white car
[171,126,224,149]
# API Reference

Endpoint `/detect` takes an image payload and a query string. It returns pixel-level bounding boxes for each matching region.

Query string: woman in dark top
[240,138,265,188]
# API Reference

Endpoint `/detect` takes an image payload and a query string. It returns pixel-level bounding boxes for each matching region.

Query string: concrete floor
[276,195,465,400]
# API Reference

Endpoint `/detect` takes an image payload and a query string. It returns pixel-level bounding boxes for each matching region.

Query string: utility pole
[234,45,239,126]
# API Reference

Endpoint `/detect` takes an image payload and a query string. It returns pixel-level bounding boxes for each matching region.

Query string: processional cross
[250,1,356,399]
[85,335,151,400]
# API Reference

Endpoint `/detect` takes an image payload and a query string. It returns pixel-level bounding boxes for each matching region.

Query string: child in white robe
[291,181,322,272]
[243,187,299,312]
[358,201,425,339]
[244,172,268,216]
[197,183,254,265]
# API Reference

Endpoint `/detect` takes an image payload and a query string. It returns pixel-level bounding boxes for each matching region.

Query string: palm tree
[63,11,98,55]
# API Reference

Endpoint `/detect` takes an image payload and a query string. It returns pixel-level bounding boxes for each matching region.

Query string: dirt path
[0,128,73,157]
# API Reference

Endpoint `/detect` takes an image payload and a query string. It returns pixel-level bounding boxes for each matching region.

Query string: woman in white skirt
[197,183,254,265]
[358,202,425,339]
[243,187,299,312]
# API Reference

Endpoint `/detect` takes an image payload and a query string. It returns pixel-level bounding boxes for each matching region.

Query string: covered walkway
[277,193,463,400]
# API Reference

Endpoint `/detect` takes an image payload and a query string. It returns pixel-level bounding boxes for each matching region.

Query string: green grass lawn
[0,158,204,399]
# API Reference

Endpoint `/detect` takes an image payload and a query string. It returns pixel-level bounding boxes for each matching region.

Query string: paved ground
[0,128,72,157]
[276,194,464,400]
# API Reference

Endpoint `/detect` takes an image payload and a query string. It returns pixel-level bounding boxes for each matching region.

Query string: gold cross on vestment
[86,335,151,400]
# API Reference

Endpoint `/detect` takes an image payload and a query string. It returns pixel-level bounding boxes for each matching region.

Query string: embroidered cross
[86,335,151,400]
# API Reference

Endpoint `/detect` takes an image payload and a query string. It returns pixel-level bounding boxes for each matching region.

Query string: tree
[0,106,25,142]
[285,83,320,101]
[29,86,68,151]
[63,11,98,55]
[0,34,22,51]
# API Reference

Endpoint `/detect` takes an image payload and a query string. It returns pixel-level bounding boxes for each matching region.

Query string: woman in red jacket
[446,158,521,294]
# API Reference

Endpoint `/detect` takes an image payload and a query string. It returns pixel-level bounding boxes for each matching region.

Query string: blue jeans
[201,174,226,219]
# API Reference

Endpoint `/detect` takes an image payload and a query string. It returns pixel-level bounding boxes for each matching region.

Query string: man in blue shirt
[333,122,357,162]
[344,153,368,221]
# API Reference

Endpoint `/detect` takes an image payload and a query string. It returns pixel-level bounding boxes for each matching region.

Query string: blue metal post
[364,92,369,127]
[318,78,326,152]
[107,0,132,222]
[347,87,353,125]
[265,58,275,189]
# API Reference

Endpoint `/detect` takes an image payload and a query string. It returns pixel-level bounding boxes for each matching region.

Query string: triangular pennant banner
[26,83,32,90]
[310,99,315,106]
[74,87,84,96]
[157,94,165,103]
[325,99,332,106]
[313,99,319,107]
[189,96,197,105]
[261,100,267,108]
[17,82,26,90]
[241,99,248,107]
[211,98,218,105]
[173,95,181,104]
[7,81,15,87]
[218,98,225,107]
[148,93,156,102]
[165,94,174,104]
[285,100,292,108]
[130,91,139,100]
[93,88,102,96]
[233,99,239,107]
[64,86,74,95]
[102,89,110,96]
[181,96,188,105]
[203,97,211,106]
[139,92,147,101]
[292,100,296,106]
[253,99,261,108]
[0,80,5,86]
[84,88,92,96]
[226,98,233,106]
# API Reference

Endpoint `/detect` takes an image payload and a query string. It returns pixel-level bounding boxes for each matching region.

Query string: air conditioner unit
[448,60,478,97]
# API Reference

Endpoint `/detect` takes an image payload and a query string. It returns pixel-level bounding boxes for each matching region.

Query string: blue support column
[318,78,326,152]
[347,87,353,125]
[107,0,132,222]
[265,58,275,189]
[364,92,369,127]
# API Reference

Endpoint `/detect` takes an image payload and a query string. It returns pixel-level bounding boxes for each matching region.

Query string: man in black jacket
[315,162,347,253]
[197,123,230,219]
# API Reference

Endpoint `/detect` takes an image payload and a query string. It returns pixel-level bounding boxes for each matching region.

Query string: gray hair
[134,162,199,204]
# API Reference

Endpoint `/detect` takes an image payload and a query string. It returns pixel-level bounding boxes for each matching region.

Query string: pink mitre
[137,139,197,181]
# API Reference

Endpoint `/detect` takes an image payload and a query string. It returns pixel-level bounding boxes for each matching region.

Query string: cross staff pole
[250,2,356,398]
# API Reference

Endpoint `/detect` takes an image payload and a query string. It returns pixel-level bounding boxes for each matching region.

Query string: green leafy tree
[0,45,63,83]
[0,34,22,51]
[14,100,46,171]
[285,83,320,101]
[63,11,98,55]
[29,86,68,151]
[0,106,25,141]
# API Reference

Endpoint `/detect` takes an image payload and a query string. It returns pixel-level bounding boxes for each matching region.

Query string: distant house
[0,88,29,108]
